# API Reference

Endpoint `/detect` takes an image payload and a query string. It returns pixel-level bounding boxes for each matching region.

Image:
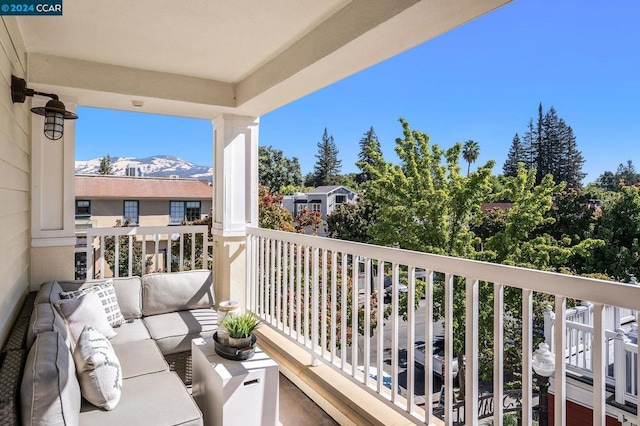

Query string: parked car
[414,338,460,378]
[383,275,408,297]
[357,366,397,392]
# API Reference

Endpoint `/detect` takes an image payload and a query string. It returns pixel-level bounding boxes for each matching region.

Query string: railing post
[581,301,593,325]
[614,328,629,404]
[544,305,555,352]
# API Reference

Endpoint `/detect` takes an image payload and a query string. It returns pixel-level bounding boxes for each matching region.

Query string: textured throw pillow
[60,280,125,327]
[55,292,117,344]
[73,326,122,410]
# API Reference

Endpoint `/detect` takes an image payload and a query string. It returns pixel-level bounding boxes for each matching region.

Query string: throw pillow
[73,326,122,410]
[55,292,117,344]
[60,280,125,327]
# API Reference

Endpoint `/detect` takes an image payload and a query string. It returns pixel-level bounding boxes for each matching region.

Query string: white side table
[192,336,279,426]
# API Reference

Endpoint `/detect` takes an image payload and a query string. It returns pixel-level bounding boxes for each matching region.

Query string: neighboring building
[74,175,212,278]
[282,185,358,236]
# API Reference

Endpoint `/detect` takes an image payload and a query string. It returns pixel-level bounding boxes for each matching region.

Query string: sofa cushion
[73,326,123,411]
[143,309,218,355]
[35,280,63,305]
[26,302,69,349]
[78,371,202,426]
[59,276,142,320]
[107,319,151,346]
[21,331,81,426]
[142,270,214,316]
[60,280,125,327]
[112,339,168,379]
[55,292,117,344]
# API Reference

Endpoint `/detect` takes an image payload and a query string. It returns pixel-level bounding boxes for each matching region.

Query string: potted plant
[220,313,262,348]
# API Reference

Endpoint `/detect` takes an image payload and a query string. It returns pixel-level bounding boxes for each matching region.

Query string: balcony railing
[245,226,640,425]
[544,303,639,406]
[86,225,212,279]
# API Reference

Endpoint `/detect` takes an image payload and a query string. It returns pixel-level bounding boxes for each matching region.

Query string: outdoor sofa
[0,269,218,426]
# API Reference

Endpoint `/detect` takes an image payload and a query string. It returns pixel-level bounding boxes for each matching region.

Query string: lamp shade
[31,99,78,141]
[532,342,555,377]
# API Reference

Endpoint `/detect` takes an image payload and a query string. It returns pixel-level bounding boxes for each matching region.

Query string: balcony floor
[279,374,338,425]
[187,373,337,425]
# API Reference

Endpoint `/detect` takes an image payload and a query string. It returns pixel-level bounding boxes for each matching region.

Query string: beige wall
[86,198,212,228]
[0,18,31,347]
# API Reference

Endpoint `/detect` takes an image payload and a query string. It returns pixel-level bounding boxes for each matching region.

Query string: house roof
[481,202,514,212]
[308,185,353,195]
[75,175,212,200]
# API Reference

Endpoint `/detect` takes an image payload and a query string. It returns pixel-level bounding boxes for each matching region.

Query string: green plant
[221,313,262,338]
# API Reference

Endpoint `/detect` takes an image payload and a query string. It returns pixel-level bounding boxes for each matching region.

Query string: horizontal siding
[0,17,29,348]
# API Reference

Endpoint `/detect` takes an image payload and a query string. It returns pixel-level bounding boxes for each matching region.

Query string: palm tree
[462,140,480,176]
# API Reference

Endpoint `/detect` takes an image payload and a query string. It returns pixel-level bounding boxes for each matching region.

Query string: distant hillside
[75,155,212,181]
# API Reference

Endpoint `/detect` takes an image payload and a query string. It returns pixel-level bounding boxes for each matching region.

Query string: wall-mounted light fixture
[11,75,78,140]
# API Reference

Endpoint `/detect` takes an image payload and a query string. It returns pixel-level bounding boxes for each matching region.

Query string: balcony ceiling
[13,0,510,118]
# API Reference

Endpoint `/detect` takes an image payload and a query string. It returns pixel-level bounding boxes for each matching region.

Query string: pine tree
[311,128,342,187]
[503,134,526,177]
[521,104,585,188]
[356,126,381,184]
[462,140,480,176]
[98,155,113,175]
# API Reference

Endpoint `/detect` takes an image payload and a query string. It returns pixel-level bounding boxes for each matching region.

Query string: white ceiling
[13,0,511,118]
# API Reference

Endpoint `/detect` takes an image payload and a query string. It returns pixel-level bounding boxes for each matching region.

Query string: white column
[30,97,77,289]
[211,114,259,306]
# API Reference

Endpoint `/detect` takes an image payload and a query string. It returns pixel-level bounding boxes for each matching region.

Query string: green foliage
[361,118,494,258]
[326,196,374,243]
[503,134,526,177]
[278,184,314,196]
[462,140,480,176]
[356,126,382,184]
[518,104,585,189]
[221,313,262,338]
[258,146,302,193]
[98,155,113,175]
[310,128,342,187]
[593,160,640,191]
[588,185,640,280]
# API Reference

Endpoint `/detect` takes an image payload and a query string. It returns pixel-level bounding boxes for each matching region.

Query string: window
[311,203,321,213]
[75,200,91,217]
[335,195,346,204]
[123,200,139,225]
[185,201,201,222]
[295,203,307,216]
[170,201,201,224]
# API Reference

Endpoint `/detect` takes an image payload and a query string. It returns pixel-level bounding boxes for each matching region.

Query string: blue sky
[76,0,640,183]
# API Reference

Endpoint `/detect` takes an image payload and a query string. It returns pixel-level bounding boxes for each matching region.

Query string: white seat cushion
[143,309,217,355]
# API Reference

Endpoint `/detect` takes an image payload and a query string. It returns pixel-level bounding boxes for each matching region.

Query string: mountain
[75,155,212,180]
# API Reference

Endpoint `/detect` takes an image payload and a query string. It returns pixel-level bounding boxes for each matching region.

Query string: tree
[360,119,494,258]
[519,104,586,188]
[258,146,302,193]
[98,155,113,175]
[326,196,374,243]
[503,134,526,177]
[462,140,480,176]
[589,186,640,280]
[310,128,342,187]
[293,207,323,235]
[593,160,640,191]
[258,185,295,232]
[356,127,382,184]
